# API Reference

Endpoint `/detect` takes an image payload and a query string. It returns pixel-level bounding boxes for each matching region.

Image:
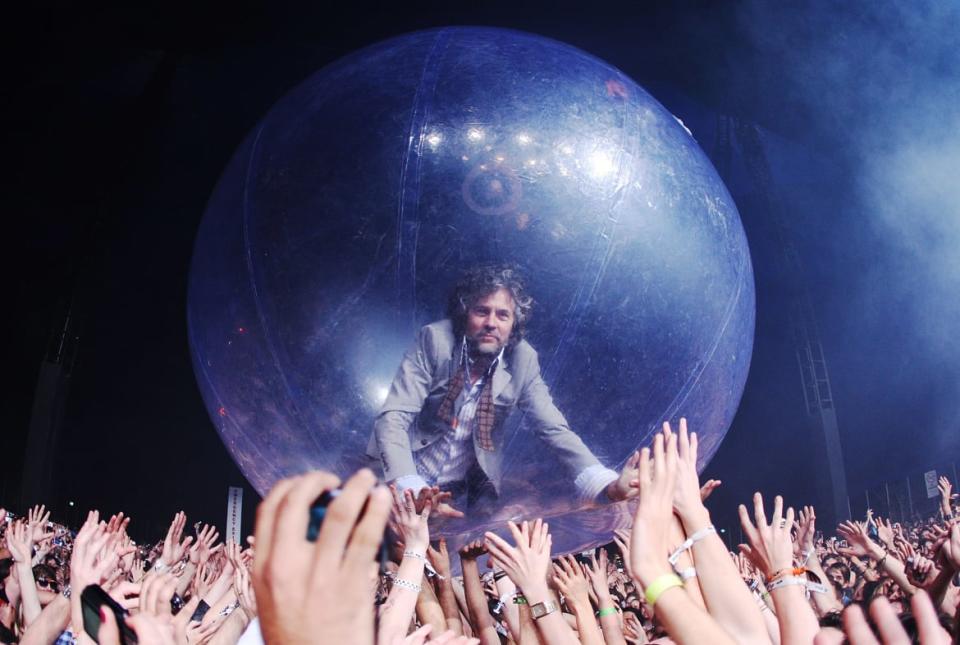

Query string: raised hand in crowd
[104,512,130,538]
[426,538,463,636]
[937,476,952,519]
[68,511,131,636]
[583,549,628,645]
[485,519,578,644]
[11,416,960,645]
[813,590,950,644]
[414,485,464,520]
[156,511,194,573]
[7,520,43,625]
[458,539,500,645]
[233,554,257,621]
[837,519,918,596]
[793,505,842,616]
[379,486,432,645]
[874,516,896,552]
[189,524,222,569]
[700,479,722,502]
[252,468,391,645]
[26,505,55,552]
[621,611,646,645]
[553,555,604,645]
[612,528,634,581]
[739,491,819,645]
[664,419,767,644]
[630,428,737,645]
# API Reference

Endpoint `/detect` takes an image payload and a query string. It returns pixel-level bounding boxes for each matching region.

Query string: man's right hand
[414,486,465,519]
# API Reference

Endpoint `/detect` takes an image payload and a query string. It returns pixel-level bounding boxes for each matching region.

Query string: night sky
[5,0,960,544]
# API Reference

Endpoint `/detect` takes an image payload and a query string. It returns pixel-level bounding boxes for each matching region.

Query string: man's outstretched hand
[414,485,464,519]
[606,451,642,502]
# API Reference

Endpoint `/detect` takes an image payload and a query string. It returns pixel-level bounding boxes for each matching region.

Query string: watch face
[531,600,557,619]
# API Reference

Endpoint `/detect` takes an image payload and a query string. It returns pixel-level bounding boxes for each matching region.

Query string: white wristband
[668,525,716,565]
[767,576,807,591]
[678,566,697,581]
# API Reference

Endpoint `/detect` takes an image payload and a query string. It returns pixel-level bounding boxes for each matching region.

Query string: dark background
[4,0,959,543]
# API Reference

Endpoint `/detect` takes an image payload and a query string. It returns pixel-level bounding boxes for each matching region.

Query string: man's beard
[467,333,505,358]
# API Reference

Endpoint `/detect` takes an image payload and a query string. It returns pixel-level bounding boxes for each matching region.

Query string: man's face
[465,288,516,355]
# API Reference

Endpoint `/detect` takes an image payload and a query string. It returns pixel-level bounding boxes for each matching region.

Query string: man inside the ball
[367,263,639,518]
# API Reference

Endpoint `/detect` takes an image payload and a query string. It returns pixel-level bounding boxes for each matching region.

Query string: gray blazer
[367,319,604,492]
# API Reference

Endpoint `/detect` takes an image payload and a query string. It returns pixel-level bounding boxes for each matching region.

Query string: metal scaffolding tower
[714,116,850,524]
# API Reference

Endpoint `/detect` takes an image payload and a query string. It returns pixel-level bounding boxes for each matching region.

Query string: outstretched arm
[517,349,618,501]
[459,541,501,645]
[629,432,737,645]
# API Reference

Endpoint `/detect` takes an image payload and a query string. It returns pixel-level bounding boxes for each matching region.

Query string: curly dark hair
[446,263,534,347]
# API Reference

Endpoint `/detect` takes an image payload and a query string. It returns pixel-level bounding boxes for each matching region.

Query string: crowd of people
[3,420,959,644]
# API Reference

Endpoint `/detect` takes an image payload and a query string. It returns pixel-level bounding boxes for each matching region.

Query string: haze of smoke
[738,1,960,419]
[738,0,960,463]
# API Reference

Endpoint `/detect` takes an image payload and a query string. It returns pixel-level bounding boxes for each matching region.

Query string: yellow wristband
[644,574,684,607]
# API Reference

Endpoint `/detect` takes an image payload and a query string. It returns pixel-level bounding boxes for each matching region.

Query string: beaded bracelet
[392,578,422,593]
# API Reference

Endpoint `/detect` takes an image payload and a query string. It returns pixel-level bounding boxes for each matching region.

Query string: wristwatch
[530,599,558,620]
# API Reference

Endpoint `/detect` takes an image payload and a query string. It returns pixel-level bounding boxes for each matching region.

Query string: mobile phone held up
[308,485,389,645]
[81,584,138,645]
[308,487,389,565]
[307,490,339,542]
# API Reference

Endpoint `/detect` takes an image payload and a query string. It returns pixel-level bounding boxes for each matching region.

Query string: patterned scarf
[436,339,499,451]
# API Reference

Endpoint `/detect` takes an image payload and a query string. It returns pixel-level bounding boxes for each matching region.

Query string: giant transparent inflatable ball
[188,27,754,554]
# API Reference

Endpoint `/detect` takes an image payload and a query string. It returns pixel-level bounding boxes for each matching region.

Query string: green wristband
[513,595,528,605]
[596,607,618,617]
[644,574,683,607]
